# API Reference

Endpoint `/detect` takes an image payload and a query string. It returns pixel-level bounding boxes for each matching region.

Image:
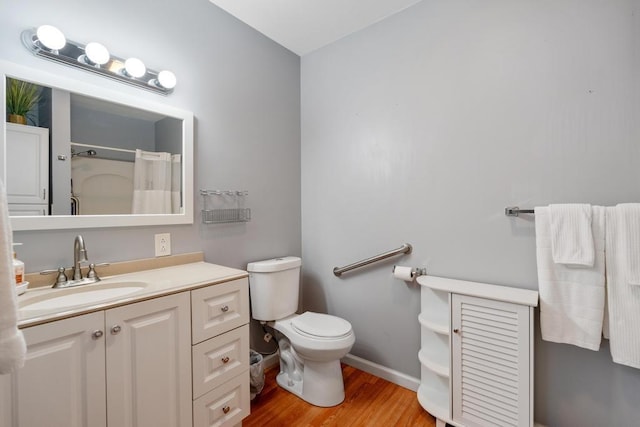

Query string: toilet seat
[291,312,352,340]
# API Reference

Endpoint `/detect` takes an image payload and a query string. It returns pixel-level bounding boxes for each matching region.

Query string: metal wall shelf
[200,190,251,224]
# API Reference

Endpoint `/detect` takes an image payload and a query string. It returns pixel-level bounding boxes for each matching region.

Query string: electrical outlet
[154,233,171,257]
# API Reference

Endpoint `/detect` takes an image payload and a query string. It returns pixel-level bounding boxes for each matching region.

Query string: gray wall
[70,105,156,155]
[156,117,182,156]
[0,0,301,352]
[301,1,640,426]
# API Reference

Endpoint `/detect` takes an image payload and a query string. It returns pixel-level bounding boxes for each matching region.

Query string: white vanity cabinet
[0,311,106,427]
[106,293,192,427]
[5,123,49,215]
[417,276,538,427]
[0,276,251,427]
[191,278,250,427]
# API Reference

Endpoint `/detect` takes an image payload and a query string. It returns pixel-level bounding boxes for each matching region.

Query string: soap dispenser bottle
[12,243,24,285]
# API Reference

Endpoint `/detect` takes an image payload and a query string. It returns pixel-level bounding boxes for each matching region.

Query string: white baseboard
[341,353,421,392]
[262,351,420,392]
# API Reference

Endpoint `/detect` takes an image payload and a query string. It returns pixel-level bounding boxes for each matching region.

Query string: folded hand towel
[549,204,594,266]
[536,206,605,350]
[0,179,25,374]
[605,205,640,368]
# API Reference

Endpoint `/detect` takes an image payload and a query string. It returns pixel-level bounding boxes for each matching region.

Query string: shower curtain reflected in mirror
[132,149,181,214]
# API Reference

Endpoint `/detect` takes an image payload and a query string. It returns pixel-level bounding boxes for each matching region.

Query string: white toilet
[247,256,355,407]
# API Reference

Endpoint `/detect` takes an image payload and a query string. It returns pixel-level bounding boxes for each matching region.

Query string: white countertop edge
[417,275,539,307]
[17,261,248,328]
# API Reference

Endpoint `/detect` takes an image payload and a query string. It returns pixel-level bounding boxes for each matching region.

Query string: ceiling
[208,0,424,56]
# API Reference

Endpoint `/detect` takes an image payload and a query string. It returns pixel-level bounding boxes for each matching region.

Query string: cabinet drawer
[193,373,250,427]
[192,278,249,344]
[193,324,249,399]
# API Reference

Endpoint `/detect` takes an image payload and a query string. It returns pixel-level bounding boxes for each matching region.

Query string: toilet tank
[247,256,302,321]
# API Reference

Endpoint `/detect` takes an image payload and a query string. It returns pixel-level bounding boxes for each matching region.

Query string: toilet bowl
[246,256,356,407]
[269,312,355,407]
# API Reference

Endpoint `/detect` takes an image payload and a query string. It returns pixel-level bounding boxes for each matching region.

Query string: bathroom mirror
[0,60,194,231]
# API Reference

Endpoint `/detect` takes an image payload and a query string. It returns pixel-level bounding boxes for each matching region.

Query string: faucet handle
[40,267,69,287]
[87,263,110,279]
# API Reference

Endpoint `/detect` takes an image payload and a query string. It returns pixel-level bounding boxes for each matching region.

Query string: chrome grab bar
[333,243,412,277]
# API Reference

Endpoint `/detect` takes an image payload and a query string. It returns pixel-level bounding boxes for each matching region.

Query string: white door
[0,312,106,427]
[105,292,192,427]
[451,294,531,427]
[5,123,49,206]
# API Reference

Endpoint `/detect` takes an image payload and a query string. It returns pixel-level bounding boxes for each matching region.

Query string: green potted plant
[6,78,41,125]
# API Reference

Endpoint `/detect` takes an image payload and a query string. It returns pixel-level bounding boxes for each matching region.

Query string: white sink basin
[20,282,148,312]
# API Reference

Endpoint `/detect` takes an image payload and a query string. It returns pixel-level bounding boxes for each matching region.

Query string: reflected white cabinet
[0,293,190,427]
[417,276,538,427]
[5,123,49,215]
[0,312,106,427]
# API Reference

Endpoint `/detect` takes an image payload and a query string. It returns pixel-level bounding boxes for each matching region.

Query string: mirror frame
[0,60,194,231]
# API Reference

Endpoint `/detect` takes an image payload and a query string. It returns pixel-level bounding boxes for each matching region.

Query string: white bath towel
[605,205,640,368]
[535,206,605,350]
[0,179,26,374]
[619,204,640,285]
[549,204,594,266]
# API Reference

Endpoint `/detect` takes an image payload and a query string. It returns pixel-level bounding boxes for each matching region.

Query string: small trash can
[249,350,265,400]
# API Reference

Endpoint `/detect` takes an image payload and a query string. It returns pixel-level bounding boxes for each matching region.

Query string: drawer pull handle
[221,356,230,364]
[92,330,104,339]
[222,405,231,414]
[221,305,229,312]
[111,325,122,335]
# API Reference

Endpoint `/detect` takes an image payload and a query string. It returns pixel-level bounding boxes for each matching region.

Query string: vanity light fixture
[124,57,146,78]
[154,70,177,90]
[35,25,66,51]
[21,25,176,95]
[82,42,110,66]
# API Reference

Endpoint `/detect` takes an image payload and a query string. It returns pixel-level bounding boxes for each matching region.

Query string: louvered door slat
[462,340,520,365]
[452,294,530,427]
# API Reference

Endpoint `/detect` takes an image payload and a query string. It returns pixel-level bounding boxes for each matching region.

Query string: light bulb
[84,42,110,65]
[124,57,146,78]
[36,25,66,51]
[157,70,177,89]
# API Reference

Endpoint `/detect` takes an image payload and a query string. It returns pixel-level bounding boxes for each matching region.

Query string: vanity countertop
[17,261,248,328]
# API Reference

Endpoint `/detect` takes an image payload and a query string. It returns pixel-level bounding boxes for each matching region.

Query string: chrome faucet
[73,235,88,280]
[39,235,110,288]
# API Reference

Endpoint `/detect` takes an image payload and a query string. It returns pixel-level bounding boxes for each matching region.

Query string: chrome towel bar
[333,243,412,277]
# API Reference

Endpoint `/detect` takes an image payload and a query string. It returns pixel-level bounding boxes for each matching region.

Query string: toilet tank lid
[247,256,301,272]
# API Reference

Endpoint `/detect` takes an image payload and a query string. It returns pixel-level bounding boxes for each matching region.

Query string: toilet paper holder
[392,265,427,280]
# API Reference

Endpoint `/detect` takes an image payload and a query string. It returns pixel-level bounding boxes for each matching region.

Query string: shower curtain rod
[71,141,136,154]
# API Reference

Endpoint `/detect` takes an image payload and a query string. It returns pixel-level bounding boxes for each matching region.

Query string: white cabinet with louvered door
[417,275,538,427]
[451,294,532,427]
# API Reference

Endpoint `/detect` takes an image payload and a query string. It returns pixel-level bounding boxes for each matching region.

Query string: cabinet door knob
[220,305,229,312]
[222,405,231,414]
[92,330,104,339]
[221,356,230,364]
[111,325,122,335]
[453,328,460,334]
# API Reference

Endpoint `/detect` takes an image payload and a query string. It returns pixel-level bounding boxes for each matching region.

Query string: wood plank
[244,364,436,426]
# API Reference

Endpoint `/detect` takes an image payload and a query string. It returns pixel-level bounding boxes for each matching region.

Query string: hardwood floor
[244,364,436,427]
